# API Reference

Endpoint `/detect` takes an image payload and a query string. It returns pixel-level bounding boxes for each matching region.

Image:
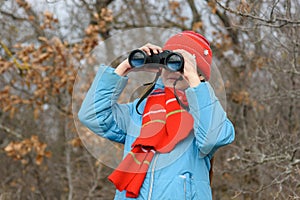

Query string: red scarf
[108,87,194,198]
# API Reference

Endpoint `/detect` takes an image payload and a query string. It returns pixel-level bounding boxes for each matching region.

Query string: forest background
[0,0,299,199]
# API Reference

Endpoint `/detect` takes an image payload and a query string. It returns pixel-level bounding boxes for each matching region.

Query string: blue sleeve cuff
[185,82,218,111]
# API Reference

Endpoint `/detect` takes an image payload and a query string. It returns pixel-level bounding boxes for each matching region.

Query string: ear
[196,68,206,82]
[199,74,205,82]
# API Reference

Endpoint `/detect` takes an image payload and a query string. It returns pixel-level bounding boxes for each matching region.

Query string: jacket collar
[154,78,164,90]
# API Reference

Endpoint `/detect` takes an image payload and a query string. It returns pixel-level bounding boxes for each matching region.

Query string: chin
[164,80,175,87]
[170,82,189,91]
[162,78,188,90]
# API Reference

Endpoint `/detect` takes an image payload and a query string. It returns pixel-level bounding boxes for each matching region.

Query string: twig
[215,0,300,27]
[0,124,23,139]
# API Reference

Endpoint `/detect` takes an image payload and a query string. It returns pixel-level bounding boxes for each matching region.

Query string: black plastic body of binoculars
[128,49,184,72]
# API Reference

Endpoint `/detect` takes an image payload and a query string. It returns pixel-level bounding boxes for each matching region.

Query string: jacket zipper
[147,153,159,200]
[179,175,187,200]
[183,176,187,200]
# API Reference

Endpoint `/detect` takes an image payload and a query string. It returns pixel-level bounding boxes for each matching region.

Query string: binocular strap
[135,71,161,115]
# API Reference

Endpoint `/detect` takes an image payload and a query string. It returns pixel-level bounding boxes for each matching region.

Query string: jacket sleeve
[78,65,132,144]
[186,82,235,158]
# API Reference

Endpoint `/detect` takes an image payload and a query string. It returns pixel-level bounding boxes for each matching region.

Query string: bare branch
[0,10,27,21]
[0,124,23,139]
[17,0,46,37]
[187,0,201,24]
[269,0,280,21]
[215,0,300,27]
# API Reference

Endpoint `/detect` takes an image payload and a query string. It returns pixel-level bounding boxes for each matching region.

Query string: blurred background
[0,0,299,199]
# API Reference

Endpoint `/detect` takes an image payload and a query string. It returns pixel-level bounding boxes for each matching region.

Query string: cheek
[161,76,167,86]
[161,70,169,85]
[176,80,189,90]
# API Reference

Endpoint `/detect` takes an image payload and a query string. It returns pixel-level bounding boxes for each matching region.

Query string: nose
[167,70,180,75]
[171,71,182,77]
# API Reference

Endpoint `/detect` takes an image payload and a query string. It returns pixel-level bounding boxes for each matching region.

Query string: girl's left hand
[174,49,202,87]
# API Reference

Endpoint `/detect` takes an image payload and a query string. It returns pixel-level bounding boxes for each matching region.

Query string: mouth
[168,76,181,80]
[168,77,182,83]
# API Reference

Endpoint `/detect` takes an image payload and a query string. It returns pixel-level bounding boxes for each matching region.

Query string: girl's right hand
[114,59,131,76]
[139,43,163,55]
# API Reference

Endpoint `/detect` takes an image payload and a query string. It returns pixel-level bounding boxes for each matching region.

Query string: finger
[139,46,151,55]
[145,43,162,51]
[152,48,159,54]
[140,43,162,55]
[174,49,197,70]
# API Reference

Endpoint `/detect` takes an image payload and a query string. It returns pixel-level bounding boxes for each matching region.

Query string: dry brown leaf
[38,37,48,43]
[35,155,43,165]
[45,151,52,158]
[69,137,82,148]
[4,142,14,152]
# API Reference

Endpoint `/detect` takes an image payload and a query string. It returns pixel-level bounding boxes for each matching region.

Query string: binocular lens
[166,54,183,71]
[128,49,184,72]
[130,51,145,67]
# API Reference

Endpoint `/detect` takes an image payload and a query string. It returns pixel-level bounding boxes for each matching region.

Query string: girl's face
[161,69,189,90]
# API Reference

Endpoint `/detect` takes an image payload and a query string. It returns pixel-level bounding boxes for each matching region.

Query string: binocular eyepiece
[128,49,184,72]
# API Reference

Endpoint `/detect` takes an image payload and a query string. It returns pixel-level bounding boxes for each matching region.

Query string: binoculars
[128,49,184,72]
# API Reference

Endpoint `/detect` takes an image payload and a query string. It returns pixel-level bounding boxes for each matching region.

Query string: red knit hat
[163,31,212,80]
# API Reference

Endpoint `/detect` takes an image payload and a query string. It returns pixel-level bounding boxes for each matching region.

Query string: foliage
[4,135,51,165]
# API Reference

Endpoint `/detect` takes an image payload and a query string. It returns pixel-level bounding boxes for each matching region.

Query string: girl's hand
[174,49,203,87]
[139,43,163,55]
[114,59,131,76]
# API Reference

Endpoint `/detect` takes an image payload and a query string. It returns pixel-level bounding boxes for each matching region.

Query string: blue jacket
[78,65,235,200]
